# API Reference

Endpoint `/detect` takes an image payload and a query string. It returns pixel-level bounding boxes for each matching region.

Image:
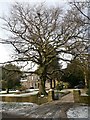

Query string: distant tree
[1,64,22,93]
[47,55,62,89]
[61,59,85,88]
[70,0,90,89]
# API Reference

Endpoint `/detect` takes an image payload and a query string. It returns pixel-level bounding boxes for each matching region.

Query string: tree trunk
[54,80,56,89]
[50,79,52,89]
[84,71,88,88]
[6,88,9,94]
[38,72,48,96]
[39,80,47,95]
[38,65,48,96]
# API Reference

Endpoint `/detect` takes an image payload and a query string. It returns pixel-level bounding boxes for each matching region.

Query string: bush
[18,85,27,92]
[86,88,90,96]
[63,82,70,89]
[56,82,63,91]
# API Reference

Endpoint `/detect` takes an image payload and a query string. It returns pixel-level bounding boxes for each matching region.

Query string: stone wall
[73,89,90,104]
[0,89,56,104]
[1,94,48,105]
[2,95,38,103]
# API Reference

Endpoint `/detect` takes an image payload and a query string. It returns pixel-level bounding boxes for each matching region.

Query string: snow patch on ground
[0,91,38,96]
[67,105,89,118]
[0,102,38,116]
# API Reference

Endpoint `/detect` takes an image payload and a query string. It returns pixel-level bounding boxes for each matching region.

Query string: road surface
[1,92,75,119]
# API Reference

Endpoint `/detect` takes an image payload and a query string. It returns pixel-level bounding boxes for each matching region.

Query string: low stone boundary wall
[0,89,55,104]
[1,95,48,105]
[2,95,37,102]
[73,89,90,104]
[79,95,90,104]
[0,89,68,104]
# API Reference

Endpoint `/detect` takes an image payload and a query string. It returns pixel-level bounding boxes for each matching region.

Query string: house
[20,74,39,89]
[27,74,39,89]
[21,74,58,90]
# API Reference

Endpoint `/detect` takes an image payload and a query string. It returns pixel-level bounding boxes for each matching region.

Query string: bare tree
[0,2,88,95]
[69,1,90,88]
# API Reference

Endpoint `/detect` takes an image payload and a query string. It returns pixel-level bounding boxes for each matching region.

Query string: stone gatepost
[48,89,54,102]
[73,89,81,103]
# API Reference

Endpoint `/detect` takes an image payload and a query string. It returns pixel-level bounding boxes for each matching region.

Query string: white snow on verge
[67,106,89,118]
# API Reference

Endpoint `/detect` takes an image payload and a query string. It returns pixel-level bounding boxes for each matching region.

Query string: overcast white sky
[0,0,86,64]
[0,0,69,63]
